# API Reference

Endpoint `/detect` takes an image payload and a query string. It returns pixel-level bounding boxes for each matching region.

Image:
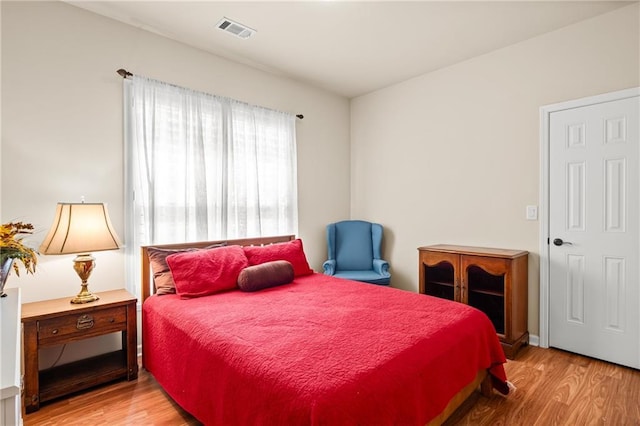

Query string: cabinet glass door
[466,265,505,334]
[424,261,455,301]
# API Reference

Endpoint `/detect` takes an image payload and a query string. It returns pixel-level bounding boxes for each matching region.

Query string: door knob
[553,238,573,246]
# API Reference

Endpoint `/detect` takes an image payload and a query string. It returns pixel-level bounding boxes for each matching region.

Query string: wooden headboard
[140,235,296,303]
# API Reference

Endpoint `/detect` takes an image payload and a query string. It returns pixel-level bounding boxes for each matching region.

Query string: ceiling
[66,1,632,98]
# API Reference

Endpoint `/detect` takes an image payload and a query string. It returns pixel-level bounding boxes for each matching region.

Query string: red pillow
[166,245,248,298]
[242,239,313,277]
[147,243,226,295]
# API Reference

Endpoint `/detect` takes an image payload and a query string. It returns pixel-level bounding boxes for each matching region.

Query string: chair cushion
[333,270,390,285]
[334,221,373,270]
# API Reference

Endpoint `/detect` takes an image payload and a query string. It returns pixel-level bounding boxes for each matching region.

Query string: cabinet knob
[52,329,58,334]
[109,318,115,323]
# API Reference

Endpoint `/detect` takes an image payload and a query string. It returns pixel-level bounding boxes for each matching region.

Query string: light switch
[526,205,538,221]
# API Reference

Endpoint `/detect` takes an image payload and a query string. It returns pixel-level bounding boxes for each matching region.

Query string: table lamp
[39,202,122,304]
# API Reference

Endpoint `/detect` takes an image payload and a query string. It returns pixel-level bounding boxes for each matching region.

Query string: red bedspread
[143,274,507,425]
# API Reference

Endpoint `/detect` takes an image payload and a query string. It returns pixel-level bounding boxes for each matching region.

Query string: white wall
[2,0,350,297]
[350,3,640,336]
[4,1,639,362]
[1,1,350,363]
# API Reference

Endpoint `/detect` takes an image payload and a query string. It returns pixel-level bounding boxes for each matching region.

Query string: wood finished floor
[24,346,640,425]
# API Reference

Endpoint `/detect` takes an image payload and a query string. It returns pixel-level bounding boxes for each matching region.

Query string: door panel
[566,253,585,324]
[549,95,639,368]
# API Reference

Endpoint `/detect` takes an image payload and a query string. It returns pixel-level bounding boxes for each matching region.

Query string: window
[123,76,298,298]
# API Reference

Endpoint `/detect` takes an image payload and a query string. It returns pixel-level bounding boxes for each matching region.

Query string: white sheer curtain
[124,76,298,298]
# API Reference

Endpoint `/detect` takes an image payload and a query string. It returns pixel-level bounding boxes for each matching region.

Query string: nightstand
[21,289,138,413]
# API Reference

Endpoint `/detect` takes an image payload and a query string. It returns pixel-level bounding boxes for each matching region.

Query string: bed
[140,235,508,425]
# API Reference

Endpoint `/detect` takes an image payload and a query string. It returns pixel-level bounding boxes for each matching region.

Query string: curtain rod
[116,68,304,120]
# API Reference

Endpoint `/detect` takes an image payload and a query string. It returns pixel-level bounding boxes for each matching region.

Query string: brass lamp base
[70,283,100,304]
[70,253,100,304]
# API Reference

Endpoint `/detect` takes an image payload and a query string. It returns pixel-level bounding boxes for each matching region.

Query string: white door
[549,94,639,369]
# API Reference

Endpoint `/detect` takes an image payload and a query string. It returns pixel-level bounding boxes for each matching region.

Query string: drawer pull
[52,329,59,334]
[109,318,115,323]
[76,314,94,330]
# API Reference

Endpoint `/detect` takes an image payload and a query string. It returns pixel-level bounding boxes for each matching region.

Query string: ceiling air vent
[216,17,256,39]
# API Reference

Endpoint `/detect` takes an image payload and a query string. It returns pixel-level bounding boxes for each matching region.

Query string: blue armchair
[322,220,391,285]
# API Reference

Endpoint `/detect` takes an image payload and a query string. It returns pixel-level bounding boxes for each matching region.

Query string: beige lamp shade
[39,203,122,255]
[40,202,122,304]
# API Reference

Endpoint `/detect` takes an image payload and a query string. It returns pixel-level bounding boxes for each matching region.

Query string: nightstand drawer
[38,306,127,346]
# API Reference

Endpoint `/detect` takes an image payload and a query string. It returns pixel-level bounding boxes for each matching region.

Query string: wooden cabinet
[21,289,138,413]
[418,245,529,359]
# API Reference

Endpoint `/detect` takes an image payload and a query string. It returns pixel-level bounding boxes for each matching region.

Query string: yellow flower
[0,222,38,276]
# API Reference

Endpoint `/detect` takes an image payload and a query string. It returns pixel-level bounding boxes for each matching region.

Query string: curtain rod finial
[296,114,304,120]
[117,68,133,78]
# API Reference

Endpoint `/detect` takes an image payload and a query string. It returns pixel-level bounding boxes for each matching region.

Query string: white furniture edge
[1,287,23,426]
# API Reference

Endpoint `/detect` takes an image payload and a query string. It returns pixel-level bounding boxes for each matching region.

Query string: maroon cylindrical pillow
[237,260,294,292]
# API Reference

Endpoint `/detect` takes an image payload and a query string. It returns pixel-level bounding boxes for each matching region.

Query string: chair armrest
[372,259,390,277]
[323,259,336,275]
